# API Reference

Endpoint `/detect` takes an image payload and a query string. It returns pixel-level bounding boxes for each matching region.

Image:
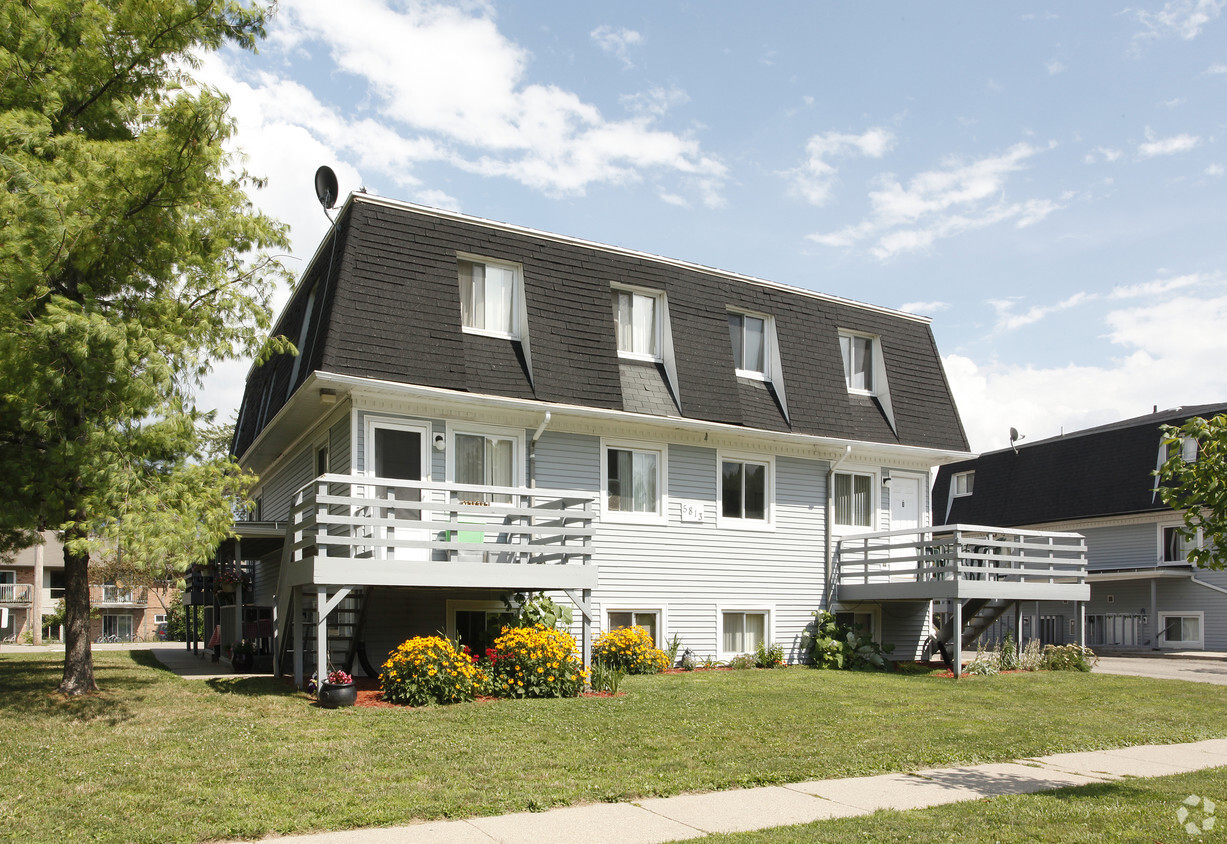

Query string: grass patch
[1,651,1225,842]
[710,766,1227,842]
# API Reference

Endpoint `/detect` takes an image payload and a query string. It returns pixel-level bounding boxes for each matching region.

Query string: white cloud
[620,87,690,118]
[414,189,462,211]
[988,291,1096,331]
[1084,146,1123,164]
[1135,0,1225,40]
[809,141,1065,259]
[1046,58,1066,75]
[787,127,896,206]
[1208,63,1227,73]
[1206,163,1225,176]
[898,300,949,314]
[590,25,643,69]
[947,277,1227,452]
[229,0,726,205]
[1109,272,1205,298]
[1138,128,1201,157]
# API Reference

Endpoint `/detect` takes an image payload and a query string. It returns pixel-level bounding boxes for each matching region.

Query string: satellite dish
[1009,427,1019,443]
[314,165,339,211]
[1009,426,1025,454]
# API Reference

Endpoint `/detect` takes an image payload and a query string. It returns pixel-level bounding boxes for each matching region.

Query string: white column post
[951,600,963,679]
[1076,602,1085,647]
[582,588,592,670]
[1150,579,1160,651]
[293,585,304,688]
[316,586,329,684]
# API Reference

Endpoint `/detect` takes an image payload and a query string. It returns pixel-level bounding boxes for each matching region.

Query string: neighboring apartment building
[933,404,1227,651]
[222,194,1086,684]
[0,532,176,642]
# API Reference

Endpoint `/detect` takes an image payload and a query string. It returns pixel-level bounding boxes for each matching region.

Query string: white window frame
[458,254,523,340]
[716,451,775,530]
[1158,611,1204,649]
[446,422,525,495]
[953,471,974,497]
[600,439,667,524]
[728,310,771,379]
[833,605,881,643]
[612,286,664,362]
[605,608,664,648]
[838,331,877,396]
[1158,522,1201,564]
[833,470,877,529]
[717,605,773,660]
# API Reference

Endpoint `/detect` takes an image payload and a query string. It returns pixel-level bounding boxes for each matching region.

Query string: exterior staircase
[276,587,375,680]
[923,598,1014,669]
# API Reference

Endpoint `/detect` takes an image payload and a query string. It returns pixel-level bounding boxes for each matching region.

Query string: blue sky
[199,1,1227,452]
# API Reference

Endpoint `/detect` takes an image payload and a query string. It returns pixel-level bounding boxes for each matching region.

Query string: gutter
[528,411,552,489]
[1190,572,1227,597]
[825,445,853,606]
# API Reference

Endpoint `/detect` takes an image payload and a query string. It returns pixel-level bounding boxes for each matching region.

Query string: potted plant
[230,639,257,673]
[318,668,357,708]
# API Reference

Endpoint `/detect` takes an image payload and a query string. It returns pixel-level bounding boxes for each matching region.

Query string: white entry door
[367,420,431,561]
[889,475,921,532]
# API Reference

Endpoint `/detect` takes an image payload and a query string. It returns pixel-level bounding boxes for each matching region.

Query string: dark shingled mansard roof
[233,197,970,458]
[932,403,1227,526]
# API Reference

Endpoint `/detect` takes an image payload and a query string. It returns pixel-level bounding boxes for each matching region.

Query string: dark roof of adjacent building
[233,196,970,458]
[933,403,1227,526]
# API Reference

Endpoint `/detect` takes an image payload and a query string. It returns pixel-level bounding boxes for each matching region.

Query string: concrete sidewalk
[255,739,1227,843]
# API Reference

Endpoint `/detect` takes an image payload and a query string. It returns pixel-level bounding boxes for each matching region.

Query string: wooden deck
[836,524,1089,603]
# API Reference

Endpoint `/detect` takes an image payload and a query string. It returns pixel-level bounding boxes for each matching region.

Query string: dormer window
[728,312,767,377]
[953,471,974,497]
[459,258,521,338]
[613,288,661,360]
[839,332,875,394]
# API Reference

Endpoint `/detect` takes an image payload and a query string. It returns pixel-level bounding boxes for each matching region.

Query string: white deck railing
[287,473,596,568]
[0,583,33,603]
[836,524,1087,593]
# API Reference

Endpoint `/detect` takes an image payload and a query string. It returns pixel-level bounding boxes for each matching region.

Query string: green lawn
[710,767,1227,843]
[1,650,1225,843]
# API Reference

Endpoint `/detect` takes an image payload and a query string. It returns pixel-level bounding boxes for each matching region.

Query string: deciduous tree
[1158,414,1227,570]
[0,1,290,693]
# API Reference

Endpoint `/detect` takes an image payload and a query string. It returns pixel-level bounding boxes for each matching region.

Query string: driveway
[1094,655,1227,685]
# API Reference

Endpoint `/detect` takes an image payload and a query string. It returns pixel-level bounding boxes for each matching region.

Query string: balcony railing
[836,524,1089,602]
[282,474,597,590]
[90,585,149,606]
[0,583,32,604]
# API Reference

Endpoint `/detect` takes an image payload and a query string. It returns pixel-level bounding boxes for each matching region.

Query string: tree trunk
[57,523,96,695]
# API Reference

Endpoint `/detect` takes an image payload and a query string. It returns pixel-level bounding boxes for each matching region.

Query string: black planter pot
[318,682,357,708]
[231,651,255,673]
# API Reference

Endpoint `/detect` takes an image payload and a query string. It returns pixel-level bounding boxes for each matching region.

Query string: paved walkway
[250,740,1227,843]
[1094,654,1227,685]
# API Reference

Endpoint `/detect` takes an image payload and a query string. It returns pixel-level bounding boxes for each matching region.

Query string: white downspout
[528,411,552,489]
[825,445,853,606]
[1189,573,1227,596]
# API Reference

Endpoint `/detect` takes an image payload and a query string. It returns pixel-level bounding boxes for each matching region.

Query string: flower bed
[592,625,669,674]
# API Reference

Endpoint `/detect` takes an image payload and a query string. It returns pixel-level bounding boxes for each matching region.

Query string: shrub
[999,633,1020,671]
[589,660,626,694]
[380,635,485,706]
[1042,643,1098,672]
[1019,637,1044,671]
[726,653,756,670]
[966,640,1000,676]
[755,639,785,668]
[488,623,587,698]
[592,625,669,674]
[664,633,683,667]
[803,611,893,671]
